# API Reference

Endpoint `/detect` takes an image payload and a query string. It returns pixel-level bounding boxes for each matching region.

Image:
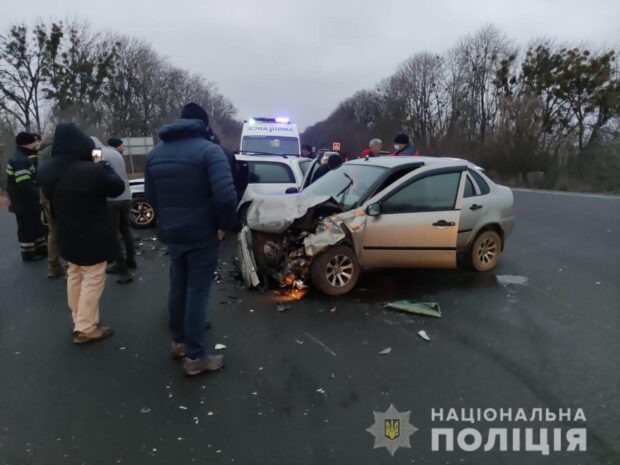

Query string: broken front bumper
[237,226,261,288]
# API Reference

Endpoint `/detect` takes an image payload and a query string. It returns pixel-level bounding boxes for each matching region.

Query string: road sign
[332,142,341,151]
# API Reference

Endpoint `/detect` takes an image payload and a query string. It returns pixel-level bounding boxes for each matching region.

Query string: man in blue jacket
[145,103,237,376]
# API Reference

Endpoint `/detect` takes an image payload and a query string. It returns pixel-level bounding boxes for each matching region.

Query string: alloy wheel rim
[326,255,354,288]
[130,202,154,225]
[477,237,498,265]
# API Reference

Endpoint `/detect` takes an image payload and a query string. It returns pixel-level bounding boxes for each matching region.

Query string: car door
[247,160,296,194]
[360,168,466,269]
[457,170,487,249]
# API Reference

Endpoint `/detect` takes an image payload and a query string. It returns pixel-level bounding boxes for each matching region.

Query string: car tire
[130,197,157,229]
[311,245,360,296]
[469,230,502,271]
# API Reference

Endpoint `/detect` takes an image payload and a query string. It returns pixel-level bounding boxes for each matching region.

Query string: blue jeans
[168,244,219,359]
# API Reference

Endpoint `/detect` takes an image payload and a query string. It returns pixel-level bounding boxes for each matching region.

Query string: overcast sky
[2,0,619,129]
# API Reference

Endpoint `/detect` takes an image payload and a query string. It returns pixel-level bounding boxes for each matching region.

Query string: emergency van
[240,117,301,156]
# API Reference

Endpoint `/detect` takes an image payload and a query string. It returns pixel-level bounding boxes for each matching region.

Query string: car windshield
[241,136,299,155]
[303,164,387,209]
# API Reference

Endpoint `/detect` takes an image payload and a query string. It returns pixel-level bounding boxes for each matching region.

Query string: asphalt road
[0,190,618,465]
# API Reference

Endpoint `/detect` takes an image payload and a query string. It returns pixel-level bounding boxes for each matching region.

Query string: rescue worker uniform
[6,137,47,261]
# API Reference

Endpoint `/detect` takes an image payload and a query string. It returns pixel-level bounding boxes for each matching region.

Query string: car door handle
[470,204,483,211]
[432,220,456,228]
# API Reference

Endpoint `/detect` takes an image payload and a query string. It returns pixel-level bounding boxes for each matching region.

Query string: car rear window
[469,169,490,195]
[248,161,295,184]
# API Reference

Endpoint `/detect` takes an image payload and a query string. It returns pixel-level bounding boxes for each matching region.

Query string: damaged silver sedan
[237,156,515,296]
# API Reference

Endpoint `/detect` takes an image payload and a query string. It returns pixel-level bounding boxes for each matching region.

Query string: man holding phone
[38,123,125,344]
[145,102,237,376]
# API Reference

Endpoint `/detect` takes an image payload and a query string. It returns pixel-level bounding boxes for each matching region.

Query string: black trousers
[15,207,47,261]
[108,201,136,270]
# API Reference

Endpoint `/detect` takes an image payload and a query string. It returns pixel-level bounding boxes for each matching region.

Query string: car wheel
[469,230,502,271]
[130,197,156,229]
[311,245,360,296]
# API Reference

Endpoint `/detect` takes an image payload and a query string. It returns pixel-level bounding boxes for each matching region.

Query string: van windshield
[241,136,299,155]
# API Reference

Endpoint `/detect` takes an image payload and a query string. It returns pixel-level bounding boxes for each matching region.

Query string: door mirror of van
[285,187,299,194]
[366,203,381,217]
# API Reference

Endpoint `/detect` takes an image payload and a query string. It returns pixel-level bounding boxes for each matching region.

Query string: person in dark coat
[6,132,47,261]
[311,153,343,183]
[145,103,238,377]
[180,103,240,198]
[392,133,420,156]
[38,123,125,344]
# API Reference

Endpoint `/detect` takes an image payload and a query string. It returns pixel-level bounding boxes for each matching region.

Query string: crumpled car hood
[246,194,334,233]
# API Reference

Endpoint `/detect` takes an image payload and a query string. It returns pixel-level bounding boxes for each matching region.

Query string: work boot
[183,354,224,376]
[48,263,66,279]
[171,342,185,360]
[73,326,114,344]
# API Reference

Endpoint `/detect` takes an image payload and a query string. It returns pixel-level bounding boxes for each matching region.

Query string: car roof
[346,155,474,169]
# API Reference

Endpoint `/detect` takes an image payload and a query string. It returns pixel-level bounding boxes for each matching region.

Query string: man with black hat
[6,132,47,261]
[392,133,420,156]
[145,102,237,376]
[108,137,125,155]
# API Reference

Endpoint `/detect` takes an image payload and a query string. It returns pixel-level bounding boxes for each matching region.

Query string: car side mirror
[285,187,299,194]
[366,203,381,217]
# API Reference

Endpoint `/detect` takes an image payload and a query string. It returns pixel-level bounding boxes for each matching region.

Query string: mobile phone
[92,149,102,163]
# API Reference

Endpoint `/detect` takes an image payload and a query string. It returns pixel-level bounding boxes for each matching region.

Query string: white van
[240,117,300,156]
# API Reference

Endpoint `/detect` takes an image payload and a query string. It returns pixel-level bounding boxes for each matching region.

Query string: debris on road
[385,300,442,318]
[417,330,431,342]
[304,332,337,357]
[378,347,392,355]
[497,275,529,286]
[276,303,291,312]
[329,306,336,313]
[179,405,188,410]
[295,339,304,345]
[140,407,151,414]
[316,388,326,394]
[214,343,227,350]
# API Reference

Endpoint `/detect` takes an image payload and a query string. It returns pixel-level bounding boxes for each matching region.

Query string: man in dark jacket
[392,133,420,156]
[6,132,47,261]
[145,103,237,377]
[38,123,125,344]
[311,153,343,183]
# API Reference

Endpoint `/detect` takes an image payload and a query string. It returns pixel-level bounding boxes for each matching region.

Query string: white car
[236,153,312,218]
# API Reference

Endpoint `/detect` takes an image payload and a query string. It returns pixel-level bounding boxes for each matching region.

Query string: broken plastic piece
[385,300,442,318]
[378,347,392,355]
[214,344,227,350]
[417,330,431,341]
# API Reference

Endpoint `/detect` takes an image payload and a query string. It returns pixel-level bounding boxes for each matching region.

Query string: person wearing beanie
[311,153,343,183]
[180,102,240,198]
[107,137,125,154]
[6,131,47,261]
[38,123,125,344]
[392,132,420,156]
[146,102,237,376]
